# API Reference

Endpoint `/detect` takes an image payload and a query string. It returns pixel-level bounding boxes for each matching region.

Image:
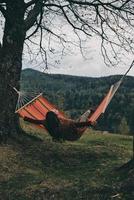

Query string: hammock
[14,60,133,140]
[15,81,121,124]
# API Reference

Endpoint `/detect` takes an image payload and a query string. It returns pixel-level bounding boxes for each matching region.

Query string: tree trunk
[0,1,25,142]
[132,135,134,161]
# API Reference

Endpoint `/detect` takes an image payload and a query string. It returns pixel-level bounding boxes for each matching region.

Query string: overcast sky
[0,12,133,78]
[23,36,134,78]
[23,15,134,78]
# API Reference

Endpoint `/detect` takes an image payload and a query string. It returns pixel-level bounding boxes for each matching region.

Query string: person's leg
[78,110,91,122]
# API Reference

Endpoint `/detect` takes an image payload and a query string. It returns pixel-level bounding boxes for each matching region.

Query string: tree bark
[0,0,25,142]
[132,135,134,161]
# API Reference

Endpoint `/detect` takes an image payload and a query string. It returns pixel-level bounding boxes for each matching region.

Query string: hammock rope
[15,90,42,111]
[120,60,134,83]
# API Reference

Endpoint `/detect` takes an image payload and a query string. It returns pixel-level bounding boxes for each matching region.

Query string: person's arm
[24,116,45,125]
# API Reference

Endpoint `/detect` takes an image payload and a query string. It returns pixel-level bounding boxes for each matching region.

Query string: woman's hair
[46,111,60,128]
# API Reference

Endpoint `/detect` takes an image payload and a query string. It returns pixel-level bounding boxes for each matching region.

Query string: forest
[21,68,134,134]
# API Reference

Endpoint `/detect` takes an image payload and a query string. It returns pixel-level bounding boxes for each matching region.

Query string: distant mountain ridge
[21,68,134,133]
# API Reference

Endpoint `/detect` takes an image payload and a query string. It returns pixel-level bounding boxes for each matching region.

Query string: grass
[0,122,133,200]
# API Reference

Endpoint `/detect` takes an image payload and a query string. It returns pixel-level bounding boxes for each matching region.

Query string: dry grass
[0,122,133,200]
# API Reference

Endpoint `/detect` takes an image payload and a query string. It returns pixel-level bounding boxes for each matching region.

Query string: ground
[0,122,133,200]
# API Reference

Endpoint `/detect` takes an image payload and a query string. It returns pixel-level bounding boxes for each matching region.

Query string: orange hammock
[16,81,121,123]
[15,80,121,141]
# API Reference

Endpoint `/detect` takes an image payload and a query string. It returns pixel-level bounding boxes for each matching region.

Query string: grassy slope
[0,124,133,200]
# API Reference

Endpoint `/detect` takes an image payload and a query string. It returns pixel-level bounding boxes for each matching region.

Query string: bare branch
[23,0,134,67]
[39,25,48,69]
[25,6,43,39]
[24,0,44,31]
[0,4,6,17]
[25,0,40,8]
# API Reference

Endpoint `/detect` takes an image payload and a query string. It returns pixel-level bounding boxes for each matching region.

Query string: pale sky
[22,9,134,78]
[23,36,134,78]
[0,11,133,78]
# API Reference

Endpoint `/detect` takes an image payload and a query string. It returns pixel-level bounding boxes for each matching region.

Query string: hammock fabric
[16,93,66,125]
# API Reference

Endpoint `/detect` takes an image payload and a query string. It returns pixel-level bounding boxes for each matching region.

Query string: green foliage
[118,117,130,135]
[21,68,134,133]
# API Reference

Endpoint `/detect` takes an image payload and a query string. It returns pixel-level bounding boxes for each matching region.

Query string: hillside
[21,68,134,133]
[0,125,133,200]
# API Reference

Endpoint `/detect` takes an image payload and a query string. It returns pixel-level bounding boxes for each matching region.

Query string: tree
[0,0,134,140]
[118,117,130,135]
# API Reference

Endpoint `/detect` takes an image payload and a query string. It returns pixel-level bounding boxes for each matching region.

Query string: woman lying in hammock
[24,111,96,141]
